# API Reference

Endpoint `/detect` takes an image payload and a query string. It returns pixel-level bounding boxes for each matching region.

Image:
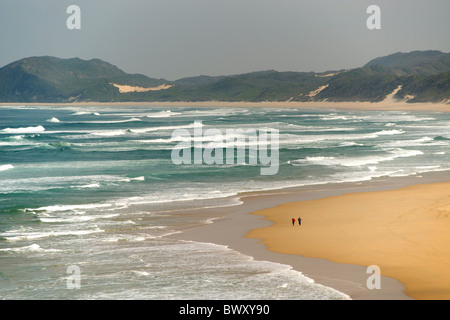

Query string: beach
[249,180,450,300]
[2,103,450,300]
[1,99,450,113]
[175,172,450,300]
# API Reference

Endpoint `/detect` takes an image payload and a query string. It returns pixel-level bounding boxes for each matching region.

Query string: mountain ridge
[0,50,449,104]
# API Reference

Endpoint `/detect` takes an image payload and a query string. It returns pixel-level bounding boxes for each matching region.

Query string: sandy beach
[1,100,450,113]
[173,172,450,300]
[247,180,450,300]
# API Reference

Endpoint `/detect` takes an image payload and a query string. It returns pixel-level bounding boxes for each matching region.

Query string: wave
[320,115,362,121]
[31,203,112,213]
[1,125,45,134]
[0,164,14,172]
[277,129,404,146]
[67,118,142,124]
[381,136,448,148]
[375,129,404,135]
[72,127,405,151]
[72,111,101,116]
[48,141,72,149]
[293,148,424,167]
[82,123,203,138]
[339,142,364,147]
[120,176,145,182]
[91,129,128,137]
[0,243,51,253]
[10,141,73,151]
[46,117,60,123]
[39,215,97,223]
[0,135,26,141]
[129,122,203,134]
[1,173,150,194]
[70,140,176,151]
[71,183,101,189]
[369,114,436,123]
[146,110,181,118]
[434,136,450,141]
[109,188,241,209]
[2,228,104,242]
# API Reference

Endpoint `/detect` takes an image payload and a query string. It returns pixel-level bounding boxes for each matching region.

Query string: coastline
[4,101,450,299]
[171,171,450,300]
[247,178,450,300]
[1,100,450,113]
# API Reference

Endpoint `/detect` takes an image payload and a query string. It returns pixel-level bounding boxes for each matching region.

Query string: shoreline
[1,100,450,113]
[247,177,450,300]
[4,101,450,299]
[171,171,450,300]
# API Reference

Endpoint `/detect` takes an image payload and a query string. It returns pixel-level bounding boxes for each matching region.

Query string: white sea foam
[293,149,424,167]
[279,129,405,146]
[375,129,405,135]
[0,174,139,194]
[0,243,61,254]
[72,111,101,116]
[81,123,203,137]
[70,118,142,124]
[339,142,364,147]
[40,216,96,223]
[71,183,101,189]
[146,110,181,118]
[91,129,128,137]
[1,125,45,133]
[3,228,104,242]
[129,122,203,134]
[381,136,447,148]
[0,139,29,147]
[130,176,145,181]
[47,117,60,123]
[0,164,14,172]
[117,176,146,183]
[33,203,112,213]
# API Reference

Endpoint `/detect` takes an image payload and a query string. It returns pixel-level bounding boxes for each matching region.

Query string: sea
[1,104,450,300]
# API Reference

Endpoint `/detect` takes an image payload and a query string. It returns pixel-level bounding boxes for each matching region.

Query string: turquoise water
[1,105,450,299]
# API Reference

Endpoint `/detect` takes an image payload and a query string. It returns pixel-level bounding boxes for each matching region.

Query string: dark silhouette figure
[292,218,295,226]
[298,217,302,226]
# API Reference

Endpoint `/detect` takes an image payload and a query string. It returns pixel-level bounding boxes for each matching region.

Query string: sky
[0,0,449,80]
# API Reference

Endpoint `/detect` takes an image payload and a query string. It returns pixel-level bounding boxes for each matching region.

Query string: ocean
[1,104,450,300]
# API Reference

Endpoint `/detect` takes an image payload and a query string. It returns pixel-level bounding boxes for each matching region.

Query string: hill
[364,50,450,75]
[315,50,450,103]
[0,51,449,103]
[0,56,168,102]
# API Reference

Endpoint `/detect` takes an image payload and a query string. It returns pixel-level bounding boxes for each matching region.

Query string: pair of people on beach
[292,217,301,226]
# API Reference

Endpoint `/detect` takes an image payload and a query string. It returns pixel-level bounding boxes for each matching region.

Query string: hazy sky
[0,0,449,80]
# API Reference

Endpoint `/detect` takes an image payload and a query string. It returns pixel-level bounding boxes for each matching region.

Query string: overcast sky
[0,0,449,80]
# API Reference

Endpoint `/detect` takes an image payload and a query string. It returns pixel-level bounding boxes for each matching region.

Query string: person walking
[292,218,295,226]
[298,217,302,226]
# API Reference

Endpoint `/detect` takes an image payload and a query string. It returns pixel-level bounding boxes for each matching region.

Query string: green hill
[364,50,450,75]
[0,56,168,102]
[0,51,449,103]
[316,51,450,102]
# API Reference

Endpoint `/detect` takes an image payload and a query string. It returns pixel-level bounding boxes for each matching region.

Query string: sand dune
[110,83,173,93]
